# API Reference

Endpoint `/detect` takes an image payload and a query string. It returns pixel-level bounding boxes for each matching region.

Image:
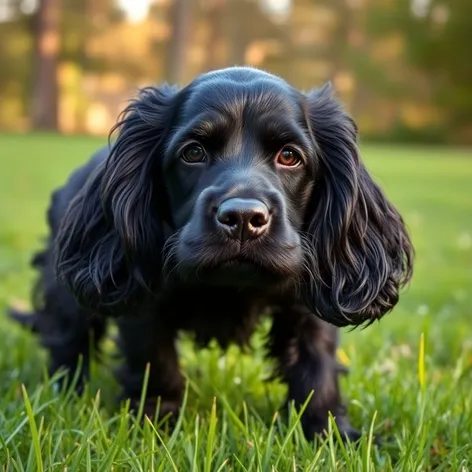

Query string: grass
[0,133,471,470]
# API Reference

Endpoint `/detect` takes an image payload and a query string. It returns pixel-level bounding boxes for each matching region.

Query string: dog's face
[56,67,413,327]
[162,69,315,286]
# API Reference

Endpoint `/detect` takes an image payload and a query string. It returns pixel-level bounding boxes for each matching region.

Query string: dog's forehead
[182,71,302,121]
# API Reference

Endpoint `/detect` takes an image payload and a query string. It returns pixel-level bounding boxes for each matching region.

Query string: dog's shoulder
[48,147,109,232]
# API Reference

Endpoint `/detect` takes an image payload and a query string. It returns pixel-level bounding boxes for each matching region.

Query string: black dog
[11,67,413,440]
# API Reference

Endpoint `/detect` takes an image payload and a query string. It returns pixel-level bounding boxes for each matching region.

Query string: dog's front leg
[115,312,184,421]
[267,305,360,441]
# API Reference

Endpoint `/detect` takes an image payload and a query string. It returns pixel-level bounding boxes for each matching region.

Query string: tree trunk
[226,0,246,66]
[166,0,193,85]
[203,0,226,72]
[31,0,61,130]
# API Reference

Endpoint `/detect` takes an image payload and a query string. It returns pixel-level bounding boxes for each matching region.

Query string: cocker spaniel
[11,67,413,441]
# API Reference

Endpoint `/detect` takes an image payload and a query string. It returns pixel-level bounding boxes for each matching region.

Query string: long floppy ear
[55,85,178,315]
[303,84,413,327]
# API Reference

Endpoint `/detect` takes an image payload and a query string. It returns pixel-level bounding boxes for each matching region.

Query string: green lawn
[0,133,471,470]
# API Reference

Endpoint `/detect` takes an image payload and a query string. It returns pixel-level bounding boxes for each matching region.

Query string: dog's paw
[337,426,364,443]
[129,396,180,424]
[302,416,366,445]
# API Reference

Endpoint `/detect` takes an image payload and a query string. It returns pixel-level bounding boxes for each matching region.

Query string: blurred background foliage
[0,0,470,144]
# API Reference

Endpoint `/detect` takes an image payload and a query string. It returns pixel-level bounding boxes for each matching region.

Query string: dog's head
[56,67,413,327]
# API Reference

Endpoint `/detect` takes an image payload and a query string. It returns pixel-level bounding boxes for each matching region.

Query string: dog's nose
[216,198,270,242]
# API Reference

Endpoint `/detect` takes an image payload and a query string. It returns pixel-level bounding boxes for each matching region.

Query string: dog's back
[9,148,109,333]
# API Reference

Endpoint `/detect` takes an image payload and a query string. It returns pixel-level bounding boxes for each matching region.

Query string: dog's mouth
[219,254,259,267]
[178,250,283,287]
[200,261,274,287]
[171,232,302,288]
[210,253,264,278]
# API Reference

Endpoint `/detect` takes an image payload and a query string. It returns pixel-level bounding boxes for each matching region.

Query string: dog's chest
[161,285,268,348]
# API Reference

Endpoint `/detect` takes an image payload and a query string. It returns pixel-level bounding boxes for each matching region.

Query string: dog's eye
[181,144,207,163]
[276,148,302,168]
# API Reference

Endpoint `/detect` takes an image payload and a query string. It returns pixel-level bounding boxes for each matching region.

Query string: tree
[203,0,226,72]
[31,0,61,130]
[166,0,194,84]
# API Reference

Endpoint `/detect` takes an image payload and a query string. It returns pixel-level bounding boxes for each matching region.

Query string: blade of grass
[418,332,426,394]
[146,417,179,472]
[273,390,314,469]
[192,414,200,472]
[21,385,43,472]
[131,362,151,443]
[167,379,189,450]
[363,410,378,472]
[204,397,218,472]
